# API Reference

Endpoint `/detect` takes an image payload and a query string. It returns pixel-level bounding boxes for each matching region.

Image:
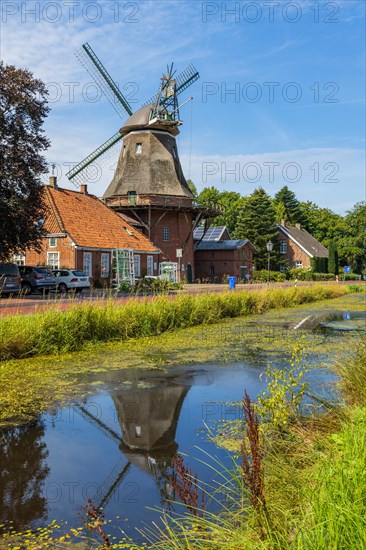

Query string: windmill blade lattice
[142,63,200,108]
[76,43,133,119]
[66,131,123,186]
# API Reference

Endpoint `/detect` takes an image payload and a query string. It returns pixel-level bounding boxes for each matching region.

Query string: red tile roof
[43,185,158,252]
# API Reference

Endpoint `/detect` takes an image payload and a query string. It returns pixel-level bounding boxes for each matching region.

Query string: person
[335,274,339,283]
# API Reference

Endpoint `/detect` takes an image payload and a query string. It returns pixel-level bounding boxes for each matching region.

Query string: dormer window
[135,143,142,154]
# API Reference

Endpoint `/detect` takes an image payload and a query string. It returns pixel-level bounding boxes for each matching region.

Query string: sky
[1,0,365,214]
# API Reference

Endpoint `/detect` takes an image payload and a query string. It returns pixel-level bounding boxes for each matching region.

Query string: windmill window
[280,241,287,254]
[135,143,142,154]
[162,226,170,242]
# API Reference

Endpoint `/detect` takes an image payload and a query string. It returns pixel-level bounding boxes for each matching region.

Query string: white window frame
[162,226,170,242]
[49,237,57,248]
[280,241,287,254]
[295,260,303,269]
[147,255,154,276]
[101,253,110,278]
[135,143,142,154]
[47,251,59,269]
[13,254,26,266]
[83,252,92,277]
[134,254,141,277]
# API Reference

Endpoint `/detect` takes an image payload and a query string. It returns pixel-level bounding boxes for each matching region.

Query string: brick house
[22,177,159,285]
[278,221,328,269]
[194,240,255,282]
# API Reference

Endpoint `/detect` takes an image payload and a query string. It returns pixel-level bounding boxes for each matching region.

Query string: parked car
[52,269,90,293]
[19,266,57,294]
[0,263,21,296]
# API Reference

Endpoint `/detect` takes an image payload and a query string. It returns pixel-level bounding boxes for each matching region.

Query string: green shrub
[344,272,361,281]
[251,270,286,283]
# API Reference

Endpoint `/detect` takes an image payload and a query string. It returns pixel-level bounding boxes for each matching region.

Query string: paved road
[0,281,362,318]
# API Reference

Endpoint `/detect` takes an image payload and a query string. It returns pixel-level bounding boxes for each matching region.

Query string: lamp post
[266,240,273,284]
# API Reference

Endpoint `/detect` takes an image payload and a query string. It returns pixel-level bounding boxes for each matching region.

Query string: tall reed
[0,285,353,361]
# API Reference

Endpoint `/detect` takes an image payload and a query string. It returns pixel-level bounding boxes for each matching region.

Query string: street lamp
[266,240,273,284]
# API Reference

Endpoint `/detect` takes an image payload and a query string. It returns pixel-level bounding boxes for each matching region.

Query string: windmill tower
[67,44,210,281]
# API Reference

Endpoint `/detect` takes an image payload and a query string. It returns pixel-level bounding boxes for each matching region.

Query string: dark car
[19,266,57,294]
[0,263,21,296]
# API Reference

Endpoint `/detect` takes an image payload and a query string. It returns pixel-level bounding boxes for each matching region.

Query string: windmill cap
[120,104,180,137]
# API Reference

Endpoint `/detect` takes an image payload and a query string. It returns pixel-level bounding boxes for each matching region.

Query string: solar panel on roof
[193,227,204,239]
[194,226,226,241]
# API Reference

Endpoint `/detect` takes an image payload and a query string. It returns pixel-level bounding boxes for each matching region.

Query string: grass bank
[147,340,366,549]
[0,284,356,361]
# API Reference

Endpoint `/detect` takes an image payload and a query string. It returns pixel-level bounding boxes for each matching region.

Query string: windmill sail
[76,43,133,119]
[66,131,123,185]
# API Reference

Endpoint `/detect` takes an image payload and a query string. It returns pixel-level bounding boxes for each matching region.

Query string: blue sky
[1,0,365,213]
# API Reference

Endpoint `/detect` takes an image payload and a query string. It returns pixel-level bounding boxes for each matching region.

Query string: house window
[147,255,154,276]
[83,252,92,277]
[101,253,110,278]
[210,266,215,275]
[13,254,25,265]
[280,241,287,254]
[162,226,170,242]
[49,237,57,247]
[47,251,59,269]
[134,254,141,277]
[128,191,137,205]
[135,143,142,154]
[295,260,303,269]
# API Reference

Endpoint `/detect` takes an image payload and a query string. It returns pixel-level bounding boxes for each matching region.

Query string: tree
[273,186,308,227]
[186,179,197,198]
[328,241,339,275]
[0,62,50,260]
[339,201,366,273]
[198,187,248,235]
[234,188,279,269]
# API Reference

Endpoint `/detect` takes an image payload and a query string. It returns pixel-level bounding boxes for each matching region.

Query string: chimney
[281,219,286,227]
[80,184,88,195]
[49,176,58,189]
[295,223,301,229]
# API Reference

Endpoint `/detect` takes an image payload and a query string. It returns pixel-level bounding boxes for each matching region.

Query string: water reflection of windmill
[76,372,191,510]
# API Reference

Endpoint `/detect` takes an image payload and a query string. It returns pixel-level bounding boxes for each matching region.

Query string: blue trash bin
[228,276,236,290]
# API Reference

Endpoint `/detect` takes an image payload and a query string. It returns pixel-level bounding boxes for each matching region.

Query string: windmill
[66,43,199,188]
[67,43,216,282]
